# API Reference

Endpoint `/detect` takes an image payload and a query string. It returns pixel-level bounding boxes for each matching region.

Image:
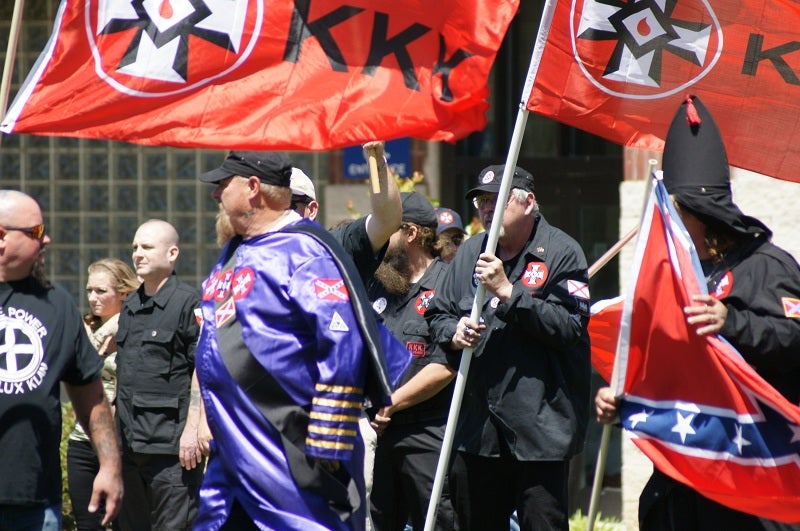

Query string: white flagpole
[0,0,26,149]
[586,160,658,531]
[423,1,559,528]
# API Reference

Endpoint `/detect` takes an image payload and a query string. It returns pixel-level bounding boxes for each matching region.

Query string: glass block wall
[0,0,325,313]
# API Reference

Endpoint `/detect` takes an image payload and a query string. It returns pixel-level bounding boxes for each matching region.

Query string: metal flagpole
[423,1,559,528]
[586,159,658,531]
[0,0,26,149]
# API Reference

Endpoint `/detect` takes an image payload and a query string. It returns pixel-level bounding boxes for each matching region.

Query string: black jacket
[426,214,591,460]
[714,237,800,403]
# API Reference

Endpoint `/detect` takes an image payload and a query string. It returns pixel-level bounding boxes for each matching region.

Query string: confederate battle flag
[609,176,800,523]
[1,0,518,149]
[527,0,800,183]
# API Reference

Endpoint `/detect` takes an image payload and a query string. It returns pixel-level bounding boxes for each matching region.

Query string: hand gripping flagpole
[0,0,26,149]
[423,1,559,528]
[586,160,658,531]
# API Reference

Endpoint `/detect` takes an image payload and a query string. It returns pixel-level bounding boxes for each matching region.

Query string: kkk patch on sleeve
[314,278,349,301]
[712,271,733,299]
[782,297,800,319]
[215,298,236,328]
[567,279,590,299]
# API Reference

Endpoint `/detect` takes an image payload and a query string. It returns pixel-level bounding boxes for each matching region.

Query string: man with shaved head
[115,219,203,531]
[0,190,123,529]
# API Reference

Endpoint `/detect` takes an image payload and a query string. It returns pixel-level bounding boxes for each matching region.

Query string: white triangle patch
[329,311,350,332]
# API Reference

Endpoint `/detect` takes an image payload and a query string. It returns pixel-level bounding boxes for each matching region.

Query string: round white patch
[481,171,495,184]
[372,297,387,314]
[490,297,500,308]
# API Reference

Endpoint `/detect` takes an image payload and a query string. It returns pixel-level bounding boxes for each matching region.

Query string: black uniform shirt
[330,216,388,285]
[426,214,591,460]
[115,273,200,454]
[368,258,450,425]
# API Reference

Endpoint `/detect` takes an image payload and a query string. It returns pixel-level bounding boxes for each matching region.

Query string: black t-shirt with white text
[0,278,102,506]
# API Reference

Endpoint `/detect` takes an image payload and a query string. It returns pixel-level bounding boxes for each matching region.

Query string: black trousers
[370,421,455,531]
[449,451,569,531]
[220,500,259,531]
[67,439,118,531]
[117,452,203,531]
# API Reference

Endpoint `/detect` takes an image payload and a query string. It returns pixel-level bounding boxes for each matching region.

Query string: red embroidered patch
[214,270,234,301]
[314,278,349,301]
[521,262,548,288]
[202,271,219,301]
[406,341,427,357]
[231,268,255,300]
[712,271,733,299]
[415,290,436,315]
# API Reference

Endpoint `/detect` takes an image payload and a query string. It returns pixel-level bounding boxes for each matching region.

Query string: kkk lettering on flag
[0,0,518,149]
[526,0,800,183]
[611,177,800,523]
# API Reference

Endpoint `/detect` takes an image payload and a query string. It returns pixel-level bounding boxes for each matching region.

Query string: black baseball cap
[199,151,292,186]
[465,165,535,200]
[400,192,438,229]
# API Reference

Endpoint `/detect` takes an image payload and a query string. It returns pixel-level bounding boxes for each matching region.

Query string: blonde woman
[67,259,139,530]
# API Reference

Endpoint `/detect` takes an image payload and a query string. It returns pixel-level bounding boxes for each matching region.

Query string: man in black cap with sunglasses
[596,96,800,530]
[426,167,591,530]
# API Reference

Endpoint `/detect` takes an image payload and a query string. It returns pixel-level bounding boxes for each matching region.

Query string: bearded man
[367,191,456,531]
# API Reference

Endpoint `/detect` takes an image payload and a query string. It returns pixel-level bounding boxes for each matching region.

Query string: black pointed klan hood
[662,95,771,236]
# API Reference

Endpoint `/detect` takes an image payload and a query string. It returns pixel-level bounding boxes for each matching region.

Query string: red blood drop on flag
[637,18,651,37]
[159,0,173,19]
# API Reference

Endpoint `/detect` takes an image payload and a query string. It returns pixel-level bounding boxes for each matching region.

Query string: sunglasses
[472,193,516,210]
[3,223,45,241]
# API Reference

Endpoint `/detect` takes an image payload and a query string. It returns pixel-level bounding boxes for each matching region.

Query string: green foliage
[61,403,77,531]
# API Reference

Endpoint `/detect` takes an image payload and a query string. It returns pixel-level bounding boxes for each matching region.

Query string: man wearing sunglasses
[0,190,123,529]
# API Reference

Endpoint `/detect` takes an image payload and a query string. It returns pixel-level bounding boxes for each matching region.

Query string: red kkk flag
[527,0,800,183]
[610,177,800,523]
[0,0,518,149]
